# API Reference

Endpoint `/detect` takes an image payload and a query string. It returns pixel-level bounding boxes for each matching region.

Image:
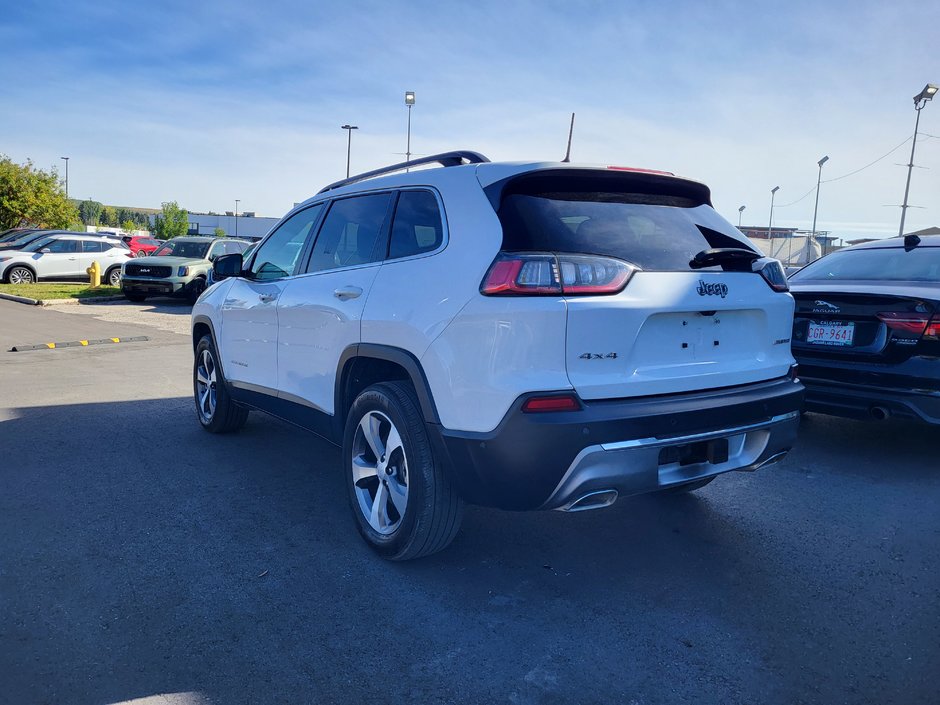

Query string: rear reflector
[522,394,581,413]
[481,252,636,296]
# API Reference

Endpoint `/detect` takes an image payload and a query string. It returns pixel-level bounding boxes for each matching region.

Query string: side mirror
[213,253,244,281]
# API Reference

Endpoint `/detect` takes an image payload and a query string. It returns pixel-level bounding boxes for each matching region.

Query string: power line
[822,136,912,183]
[775,135,913,209]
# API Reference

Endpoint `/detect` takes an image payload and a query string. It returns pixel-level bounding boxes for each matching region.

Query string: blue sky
[2,0,938,240]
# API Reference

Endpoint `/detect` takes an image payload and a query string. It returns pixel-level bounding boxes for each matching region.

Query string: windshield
[790,246,940,282]
[151,240,211,259]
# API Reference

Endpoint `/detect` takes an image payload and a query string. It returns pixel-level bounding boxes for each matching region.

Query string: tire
[187,276,207,304]
[124,292,147,302]
[660,476,716,495]
[344,381,463,560]
[135,250,148,258]
[193,334,248,433]
[6,266,35,284]
[106,267,122,287]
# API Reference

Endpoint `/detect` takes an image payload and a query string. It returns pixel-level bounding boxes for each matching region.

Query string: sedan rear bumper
[801,375,940,425]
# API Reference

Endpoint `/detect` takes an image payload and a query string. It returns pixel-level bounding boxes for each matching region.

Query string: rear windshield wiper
[689,247,761,272]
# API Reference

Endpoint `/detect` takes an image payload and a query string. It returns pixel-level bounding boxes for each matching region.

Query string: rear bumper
[429,376,803,510]
[801,375,940,425]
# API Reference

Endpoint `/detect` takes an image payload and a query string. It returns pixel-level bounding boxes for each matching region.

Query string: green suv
[121,236,252,303]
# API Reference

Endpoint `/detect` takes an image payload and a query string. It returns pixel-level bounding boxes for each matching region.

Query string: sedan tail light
[481,252,636,296]
[877,312,940,340]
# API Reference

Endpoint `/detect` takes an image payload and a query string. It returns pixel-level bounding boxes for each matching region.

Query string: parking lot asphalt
[1,300,938,705]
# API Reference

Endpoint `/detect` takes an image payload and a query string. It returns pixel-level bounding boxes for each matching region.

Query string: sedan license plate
[807,321,855,346]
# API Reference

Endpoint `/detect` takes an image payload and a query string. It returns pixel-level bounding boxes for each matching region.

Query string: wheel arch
[192,315,225,376]
[335,344,441,433]
[4,262,38,282]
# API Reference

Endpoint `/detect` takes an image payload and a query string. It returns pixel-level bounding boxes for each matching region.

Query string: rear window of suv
[494,171,752,271]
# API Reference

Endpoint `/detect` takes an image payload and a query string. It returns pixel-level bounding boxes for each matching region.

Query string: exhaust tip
[870,406,890,421]
[560,489,618,512]
[753,451,789,470]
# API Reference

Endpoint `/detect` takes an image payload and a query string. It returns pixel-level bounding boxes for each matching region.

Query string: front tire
[344,382,463,560]
[194,334,248,433]
[187,276,207,304]
[6,266,35,284]
[124,292,147,302]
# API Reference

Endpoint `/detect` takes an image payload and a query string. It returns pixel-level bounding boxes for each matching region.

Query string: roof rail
[317,150,490,194]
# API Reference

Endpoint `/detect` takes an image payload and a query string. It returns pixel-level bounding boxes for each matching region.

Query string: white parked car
[192,151,803,559]
[0,233,131,285]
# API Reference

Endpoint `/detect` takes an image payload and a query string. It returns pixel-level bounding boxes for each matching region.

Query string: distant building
[738,226,840,265]
[182,212,280,240]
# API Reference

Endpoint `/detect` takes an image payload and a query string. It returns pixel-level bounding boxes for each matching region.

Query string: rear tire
[194,334,248,433]
[344,381,463,560]
[660,476,716,495]
[106,267,122,287]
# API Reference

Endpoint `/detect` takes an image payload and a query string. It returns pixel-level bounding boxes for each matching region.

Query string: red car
[122,234,162,258]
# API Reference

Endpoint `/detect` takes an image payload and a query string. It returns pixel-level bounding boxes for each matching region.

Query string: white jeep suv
[192,151,802,560]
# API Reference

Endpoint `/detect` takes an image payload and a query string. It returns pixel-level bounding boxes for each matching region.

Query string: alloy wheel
[8,267,33,284]
[351,410,409,535]
[195,348,217,422]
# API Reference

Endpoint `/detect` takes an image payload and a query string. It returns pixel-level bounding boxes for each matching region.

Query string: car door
[218,205,324,395]
[79,239,107,273]
[35,237,82,277]
[276,192,394,414]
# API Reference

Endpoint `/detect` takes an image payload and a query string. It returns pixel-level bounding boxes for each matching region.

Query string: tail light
[752,257,789,292]
[878,312,940,339]
[522,393,581,413]
[481,252,636,296]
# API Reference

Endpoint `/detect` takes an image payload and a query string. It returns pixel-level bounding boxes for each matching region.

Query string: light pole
[60,156,69,198]
[341,124,358,178]
[738,205,745,227]
[899,83,938,237]
[234,199,240,238]
[808,155,829,261]
[404,91,415,164]
[768,185,780,241]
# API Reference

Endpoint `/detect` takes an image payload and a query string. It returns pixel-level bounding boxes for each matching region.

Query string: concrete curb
[0,292,125,306]
[9,335,150,352]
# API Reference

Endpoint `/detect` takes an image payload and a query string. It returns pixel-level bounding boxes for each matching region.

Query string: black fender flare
[335,343,440,426]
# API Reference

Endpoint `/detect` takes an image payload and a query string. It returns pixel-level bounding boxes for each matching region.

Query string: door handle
[258,293,277,303]
[334,286,363,301]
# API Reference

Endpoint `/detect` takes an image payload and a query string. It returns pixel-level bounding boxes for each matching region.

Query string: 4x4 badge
[697,281,728,298]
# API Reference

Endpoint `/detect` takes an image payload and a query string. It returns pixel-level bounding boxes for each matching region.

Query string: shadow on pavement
[1,398,936,705]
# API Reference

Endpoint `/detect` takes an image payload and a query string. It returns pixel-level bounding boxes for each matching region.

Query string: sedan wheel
[7,266,34,284]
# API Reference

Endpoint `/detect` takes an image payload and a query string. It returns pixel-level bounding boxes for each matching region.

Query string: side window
[207,241,226,261]
[223,241,243,255]
[388,190,444,260]
[307,193,392,273]
[250,205,323,281]
[82,240,106,252]
[44,239,79,253]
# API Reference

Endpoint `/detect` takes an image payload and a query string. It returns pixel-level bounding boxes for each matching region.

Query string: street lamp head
[771,186,780,194]
[738,205,745,212]
[404,91,416,105]
[818,155,829,167]
[60,156,69,160]
[341,124,359,130]
[914,83,938,106]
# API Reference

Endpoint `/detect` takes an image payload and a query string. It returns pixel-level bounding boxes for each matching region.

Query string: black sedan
[788,234,940,425]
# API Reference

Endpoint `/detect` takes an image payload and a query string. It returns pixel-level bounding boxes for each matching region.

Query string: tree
[121,219,137,233]
[100,205,117,226]
[78,199,103,225]
[0,154,78,230]
[152,201,189,239]
[214,227,226,237]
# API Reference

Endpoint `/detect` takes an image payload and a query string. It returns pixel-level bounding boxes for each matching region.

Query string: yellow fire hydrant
[87,260,101,288]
